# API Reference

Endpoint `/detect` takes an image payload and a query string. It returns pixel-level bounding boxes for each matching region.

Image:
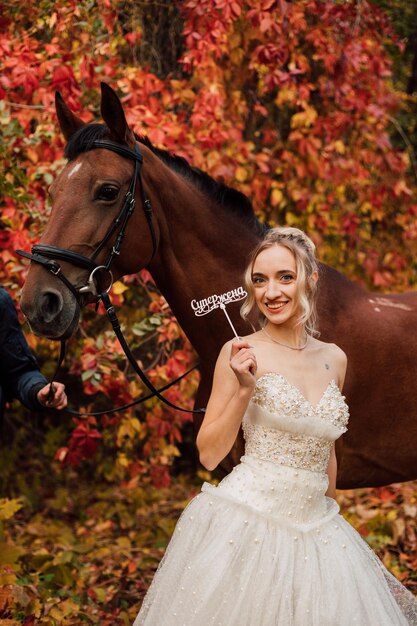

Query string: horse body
[316,268,417,486]
[20,84,417,488]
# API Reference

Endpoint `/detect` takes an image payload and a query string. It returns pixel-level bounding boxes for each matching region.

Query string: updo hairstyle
[240,227,319,335]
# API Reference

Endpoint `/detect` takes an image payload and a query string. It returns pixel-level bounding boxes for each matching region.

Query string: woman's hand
[229,340,257,389]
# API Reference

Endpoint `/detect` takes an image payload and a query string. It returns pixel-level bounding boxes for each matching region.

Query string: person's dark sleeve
[0,288,47,410]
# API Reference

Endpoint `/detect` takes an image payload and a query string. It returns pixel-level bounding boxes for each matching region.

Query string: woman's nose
[265,281,281,299]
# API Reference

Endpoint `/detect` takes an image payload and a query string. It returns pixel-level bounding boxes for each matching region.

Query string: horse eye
[97,185,120,201]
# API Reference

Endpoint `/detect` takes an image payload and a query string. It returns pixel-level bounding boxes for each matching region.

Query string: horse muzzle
[20,284,81,340]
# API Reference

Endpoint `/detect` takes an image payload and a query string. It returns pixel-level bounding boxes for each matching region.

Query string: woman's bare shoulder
[310,337,347,386]
[328,342,347,366]
[310,336,346,360]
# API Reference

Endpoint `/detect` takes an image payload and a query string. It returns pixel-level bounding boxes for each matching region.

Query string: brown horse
[20,83,417,489]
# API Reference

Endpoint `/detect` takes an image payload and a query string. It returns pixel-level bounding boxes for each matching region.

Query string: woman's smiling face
[251,244,300,326]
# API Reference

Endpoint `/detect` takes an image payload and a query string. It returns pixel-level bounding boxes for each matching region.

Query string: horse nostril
[40,290,64,323]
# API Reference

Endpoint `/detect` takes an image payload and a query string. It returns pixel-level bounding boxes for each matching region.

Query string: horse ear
[55,92,85,141]
[100,82,136,147]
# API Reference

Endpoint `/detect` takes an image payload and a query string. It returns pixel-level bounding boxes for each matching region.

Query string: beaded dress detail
[134,373,417,626]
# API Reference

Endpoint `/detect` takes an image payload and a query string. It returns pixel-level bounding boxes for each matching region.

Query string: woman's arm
[196,339,256,471]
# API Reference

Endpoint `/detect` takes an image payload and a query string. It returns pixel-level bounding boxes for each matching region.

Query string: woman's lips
[264,301,288,311]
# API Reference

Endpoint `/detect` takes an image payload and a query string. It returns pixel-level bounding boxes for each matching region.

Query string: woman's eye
[252,276,264,285]
[281,274,294,282]
[97,185,119,201]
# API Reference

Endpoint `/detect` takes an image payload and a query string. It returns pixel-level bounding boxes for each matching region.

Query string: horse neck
[142,155,260,365]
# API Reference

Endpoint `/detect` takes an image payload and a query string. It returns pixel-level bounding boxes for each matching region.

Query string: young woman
[134,227,417,625]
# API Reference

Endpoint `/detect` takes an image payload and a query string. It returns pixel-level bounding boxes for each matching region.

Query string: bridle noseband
[17,140,157,302]
[17,139,204,416]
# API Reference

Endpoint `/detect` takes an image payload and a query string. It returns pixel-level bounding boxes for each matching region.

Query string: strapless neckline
[255,372,340,410]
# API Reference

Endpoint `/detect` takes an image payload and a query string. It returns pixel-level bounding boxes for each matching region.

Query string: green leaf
[0,498,23,520]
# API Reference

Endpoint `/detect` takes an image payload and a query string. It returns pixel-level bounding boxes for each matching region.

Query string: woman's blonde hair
[240,227,319,335]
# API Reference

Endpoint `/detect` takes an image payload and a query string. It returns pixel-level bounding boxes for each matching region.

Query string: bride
[133,226,417,625]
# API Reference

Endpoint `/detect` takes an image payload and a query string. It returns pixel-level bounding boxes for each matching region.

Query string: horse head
[20,83,158,339]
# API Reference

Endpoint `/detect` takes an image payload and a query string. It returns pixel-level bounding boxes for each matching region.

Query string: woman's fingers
[229,340,257,384]
[239,357,257,373]
[231,348,255,365]
[230,352,257,375]
[230,340,254,358]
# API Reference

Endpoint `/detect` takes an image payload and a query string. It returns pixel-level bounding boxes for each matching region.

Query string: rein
[17,139,205,416]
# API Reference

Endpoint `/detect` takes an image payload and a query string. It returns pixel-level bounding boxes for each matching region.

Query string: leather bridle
[17,140,204,416]
[18,140,156,302]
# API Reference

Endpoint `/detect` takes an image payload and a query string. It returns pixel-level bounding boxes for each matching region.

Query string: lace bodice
[242,373,349,473]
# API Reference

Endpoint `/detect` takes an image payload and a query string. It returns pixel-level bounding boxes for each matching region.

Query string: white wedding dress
[133,372,417,625]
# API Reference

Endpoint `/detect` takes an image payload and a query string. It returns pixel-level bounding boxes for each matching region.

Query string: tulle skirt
[133,455,417,625]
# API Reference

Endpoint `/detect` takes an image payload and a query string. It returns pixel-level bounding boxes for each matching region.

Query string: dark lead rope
[45,295,204,417]
[66,361,200,417]
[100,291,205,414]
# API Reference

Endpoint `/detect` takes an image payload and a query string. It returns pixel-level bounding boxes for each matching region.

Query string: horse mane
[65,123,266,236]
